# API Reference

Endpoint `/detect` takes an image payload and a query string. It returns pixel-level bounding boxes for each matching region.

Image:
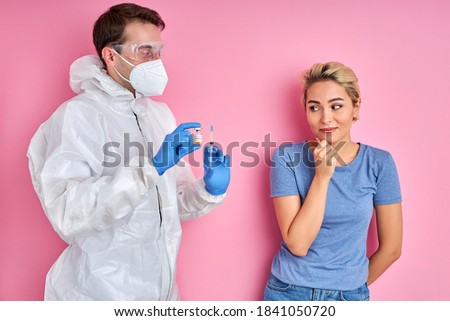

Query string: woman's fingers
[314,139,327,156]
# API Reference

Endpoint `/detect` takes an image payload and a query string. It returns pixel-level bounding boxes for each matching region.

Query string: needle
[209,125,214,166]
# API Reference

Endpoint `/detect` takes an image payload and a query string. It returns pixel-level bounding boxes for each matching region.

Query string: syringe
[209,125,214,166]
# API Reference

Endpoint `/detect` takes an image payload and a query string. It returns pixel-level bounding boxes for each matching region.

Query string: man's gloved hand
[203,145,231,195]
[153,122,201,175]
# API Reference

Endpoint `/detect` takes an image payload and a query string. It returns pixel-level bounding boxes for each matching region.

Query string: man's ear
[102,47,117,67]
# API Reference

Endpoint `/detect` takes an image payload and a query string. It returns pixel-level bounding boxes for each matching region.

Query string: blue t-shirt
[270,141,402,290]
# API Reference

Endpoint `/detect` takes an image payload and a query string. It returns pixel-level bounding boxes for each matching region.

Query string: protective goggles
[111,41,165,62]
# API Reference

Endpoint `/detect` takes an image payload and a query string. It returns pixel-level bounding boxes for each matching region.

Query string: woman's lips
[320,127,337,133]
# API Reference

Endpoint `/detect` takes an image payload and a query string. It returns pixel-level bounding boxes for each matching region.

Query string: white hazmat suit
[27,55,225,300]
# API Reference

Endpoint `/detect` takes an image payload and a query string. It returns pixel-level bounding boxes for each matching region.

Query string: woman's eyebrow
[328,97,344,103]
[307,97,344,104]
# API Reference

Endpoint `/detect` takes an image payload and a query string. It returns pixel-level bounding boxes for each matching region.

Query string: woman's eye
[309,106,319,111]
[331,105,342,110]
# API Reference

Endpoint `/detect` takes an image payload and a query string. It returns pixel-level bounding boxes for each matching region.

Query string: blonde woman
[264,62,402,301]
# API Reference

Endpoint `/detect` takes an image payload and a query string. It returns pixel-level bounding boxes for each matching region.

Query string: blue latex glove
[153,122,201,175]
[203,144,231,195]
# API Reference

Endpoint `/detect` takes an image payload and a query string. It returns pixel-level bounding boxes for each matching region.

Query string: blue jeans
[263,274,370,301]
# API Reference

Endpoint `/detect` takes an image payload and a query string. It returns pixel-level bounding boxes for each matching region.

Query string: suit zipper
[134,112,162,225]
[134,111,169,298]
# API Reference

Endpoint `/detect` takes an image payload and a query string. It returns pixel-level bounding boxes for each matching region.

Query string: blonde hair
[301,61,361,107]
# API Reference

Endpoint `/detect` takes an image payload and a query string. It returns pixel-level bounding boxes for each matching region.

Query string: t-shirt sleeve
[270,146,299,197]
[373,153,402,206]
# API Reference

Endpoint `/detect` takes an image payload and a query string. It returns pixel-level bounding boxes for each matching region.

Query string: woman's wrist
[313,174,332,184]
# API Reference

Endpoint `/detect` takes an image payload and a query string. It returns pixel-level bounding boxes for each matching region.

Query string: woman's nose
[320,109,332,124]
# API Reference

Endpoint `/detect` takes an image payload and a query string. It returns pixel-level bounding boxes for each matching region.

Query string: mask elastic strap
[113,49,135,68]
[113,66,131,84]
[111,49,135,83]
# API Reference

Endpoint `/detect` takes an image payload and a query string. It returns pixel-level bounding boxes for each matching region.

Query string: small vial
[193,127,202,145]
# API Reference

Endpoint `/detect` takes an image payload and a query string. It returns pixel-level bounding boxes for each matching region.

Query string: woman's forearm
[368,203,403,285]
[367,248,401,285]
[285,175,330,256]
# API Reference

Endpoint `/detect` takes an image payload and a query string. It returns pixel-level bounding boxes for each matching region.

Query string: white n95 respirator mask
[113,51,168,97]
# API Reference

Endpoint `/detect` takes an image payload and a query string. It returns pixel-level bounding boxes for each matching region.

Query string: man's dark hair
[93,3,165,68]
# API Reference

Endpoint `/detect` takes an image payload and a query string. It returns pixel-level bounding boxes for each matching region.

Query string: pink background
[1,0,450,300]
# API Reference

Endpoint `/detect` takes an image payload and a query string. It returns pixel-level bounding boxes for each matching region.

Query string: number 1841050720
[256,305,336,317]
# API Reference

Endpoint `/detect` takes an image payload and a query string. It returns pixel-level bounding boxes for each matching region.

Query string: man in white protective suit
[27,3,231,300]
